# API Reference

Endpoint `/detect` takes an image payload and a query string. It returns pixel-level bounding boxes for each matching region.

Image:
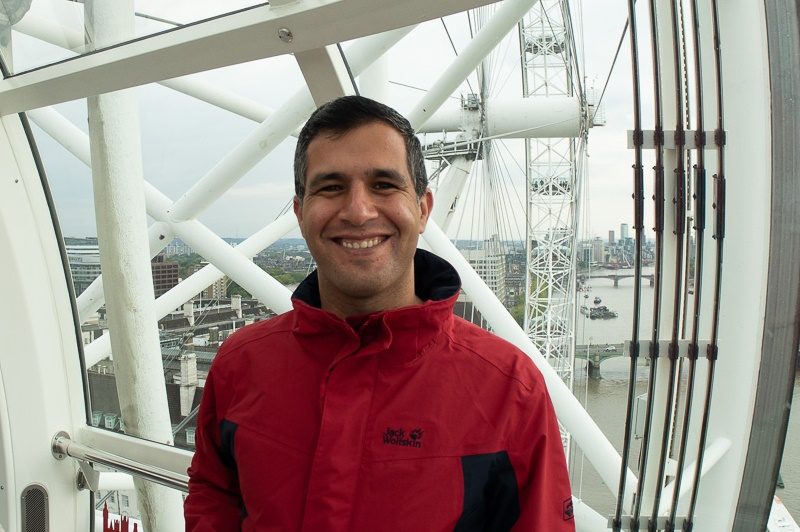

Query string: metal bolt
[278,28,293,43]
[76,470,88,491]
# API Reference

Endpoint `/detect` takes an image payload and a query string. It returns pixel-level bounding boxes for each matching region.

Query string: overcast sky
[14,0,648,243]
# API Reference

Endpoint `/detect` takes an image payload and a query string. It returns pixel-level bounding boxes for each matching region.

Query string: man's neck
[319,288,423,319]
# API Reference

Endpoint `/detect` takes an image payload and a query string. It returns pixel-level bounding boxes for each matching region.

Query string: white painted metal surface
[0,111,89,531]
[429,156,474,232]
[83,1,184,528]
[0,0,497,115]
[294,45,357,105]
[417,96,582,138]
[407,0,538,129]
[689,2,772,529]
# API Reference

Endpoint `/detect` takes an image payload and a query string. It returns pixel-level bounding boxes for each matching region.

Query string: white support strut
[83,0,184,529]
[407,0,539,130]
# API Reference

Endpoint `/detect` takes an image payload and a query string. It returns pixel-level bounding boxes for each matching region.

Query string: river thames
[568,268,799,521]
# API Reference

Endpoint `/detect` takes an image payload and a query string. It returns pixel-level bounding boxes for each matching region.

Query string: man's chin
[331,279,386,300]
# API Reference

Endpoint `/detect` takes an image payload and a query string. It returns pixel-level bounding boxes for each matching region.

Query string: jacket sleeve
[510,379,576,532]
[184,361,245,530]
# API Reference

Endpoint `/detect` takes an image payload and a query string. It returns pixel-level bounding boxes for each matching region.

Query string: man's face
[293,121,432,316]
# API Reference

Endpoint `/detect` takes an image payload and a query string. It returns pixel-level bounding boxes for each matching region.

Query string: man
[185,96,574,531]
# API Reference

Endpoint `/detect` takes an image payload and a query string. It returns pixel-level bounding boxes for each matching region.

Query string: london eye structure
[0,1,798,530]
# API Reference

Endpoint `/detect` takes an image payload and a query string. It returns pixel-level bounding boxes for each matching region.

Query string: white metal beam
[83,1,183,529]
[430,156,473,232]
[295,45,357,106]
[166,26,414,222]
[13,15,277,124]
[417,96,582,138]
[407,0,538,129]
[0,0,498,115]
[83,212,298,366]
[29,26,411,320]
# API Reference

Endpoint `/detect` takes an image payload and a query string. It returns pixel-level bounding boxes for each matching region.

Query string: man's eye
[373,182,396,190]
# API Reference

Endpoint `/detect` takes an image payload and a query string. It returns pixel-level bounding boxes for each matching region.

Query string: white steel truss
[521,0,580,387]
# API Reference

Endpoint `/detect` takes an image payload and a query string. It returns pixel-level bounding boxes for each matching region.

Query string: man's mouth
[339,237,386,249]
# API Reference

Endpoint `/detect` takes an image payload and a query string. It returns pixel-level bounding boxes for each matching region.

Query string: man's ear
[293,196,304,231]
[418,189,434,233]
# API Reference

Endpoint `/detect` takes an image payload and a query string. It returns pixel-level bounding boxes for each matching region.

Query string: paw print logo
[410,428,423,441]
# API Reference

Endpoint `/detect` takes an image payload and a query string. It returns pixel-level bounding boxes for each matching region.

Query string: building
[191,262,228,301]
[66,244,102,296]
[67,245,180,298]
[608,230,615,244]
[460,236,507,305]
[620,223,630,241]
[164,238,193,256]
[592,237,605,263]
[579,242,593,264]
[151,254,179,298]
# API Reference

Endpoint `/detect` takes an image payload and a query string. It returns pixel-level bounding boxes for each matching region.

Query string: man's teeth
[341,238,382,249]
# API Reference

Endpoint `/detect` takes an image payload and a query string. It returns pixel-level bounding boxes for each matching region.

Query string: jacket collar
[290,249,461,366]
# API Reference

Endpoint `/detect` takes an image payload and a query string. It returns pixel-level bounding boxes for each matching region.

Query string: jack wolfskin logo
[563,498,574,520]
[383,427,423,448]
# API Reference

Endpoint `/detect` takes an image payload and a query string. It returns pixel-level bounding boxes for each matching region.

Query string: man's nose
[340,184,378,225]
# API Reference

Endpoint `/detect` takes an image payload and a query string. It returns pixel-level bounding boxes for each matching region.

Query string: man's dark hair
[294,95,427,200]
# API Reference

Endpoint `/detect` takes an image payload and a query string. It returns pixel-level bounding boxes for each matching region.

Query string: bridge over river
[574,343,648,379]
[578,273,655,287]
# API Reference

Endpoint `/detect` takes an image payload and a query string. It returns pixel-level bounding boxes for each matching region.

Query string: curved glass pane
[8,1,798,529]
[29,52,305,463]
[780,375,800,517]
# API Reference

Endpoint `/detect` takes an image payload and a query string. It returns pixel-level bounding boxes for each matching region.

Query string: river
[568,268,800,521]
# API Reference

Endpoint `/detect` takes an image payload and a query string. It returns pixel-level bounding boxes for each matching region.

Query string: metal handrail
[52,431,189,493]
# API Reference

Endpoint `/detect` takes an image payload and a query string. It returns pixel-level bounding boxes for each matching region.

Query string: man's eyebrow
[306,172,344,189]
[371,169,408,184]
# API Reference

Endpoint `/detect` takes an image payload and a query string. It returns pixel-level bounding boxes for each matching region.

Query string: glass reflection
[2,0,265,75]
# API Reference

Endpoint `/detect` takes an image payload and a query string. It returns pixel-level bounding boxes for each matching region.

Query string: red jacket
[185,251,574,531]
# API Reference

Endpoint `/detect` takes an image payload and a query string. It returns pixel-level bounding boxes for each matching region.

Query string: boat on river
[581,305,618,320]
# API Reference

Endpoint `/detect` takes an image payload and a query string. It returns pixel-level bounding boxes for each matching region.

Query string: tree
[510,299,525,327]
[226,281,251,298]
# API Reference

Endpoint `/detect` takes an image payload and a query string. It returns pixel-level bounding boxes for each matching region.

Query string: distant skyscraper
[620,223,630,241]
[592,237,605,263]
[580,243,593,264]
[609,230,615,244]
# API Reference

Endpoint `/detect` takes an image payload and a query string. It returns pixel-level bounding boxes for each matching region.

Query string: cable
[440,18,476,96]
[651,0,689,527]
[336,43,360,96]
[683,1,724,525]
[632,0,667,528]
[613,0,645,528]
[591,18,630,124]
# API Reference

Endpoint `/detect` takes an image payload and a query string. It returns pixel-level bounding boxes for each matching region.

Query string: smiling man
[294,118,430,317]
[185,96,574,531]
